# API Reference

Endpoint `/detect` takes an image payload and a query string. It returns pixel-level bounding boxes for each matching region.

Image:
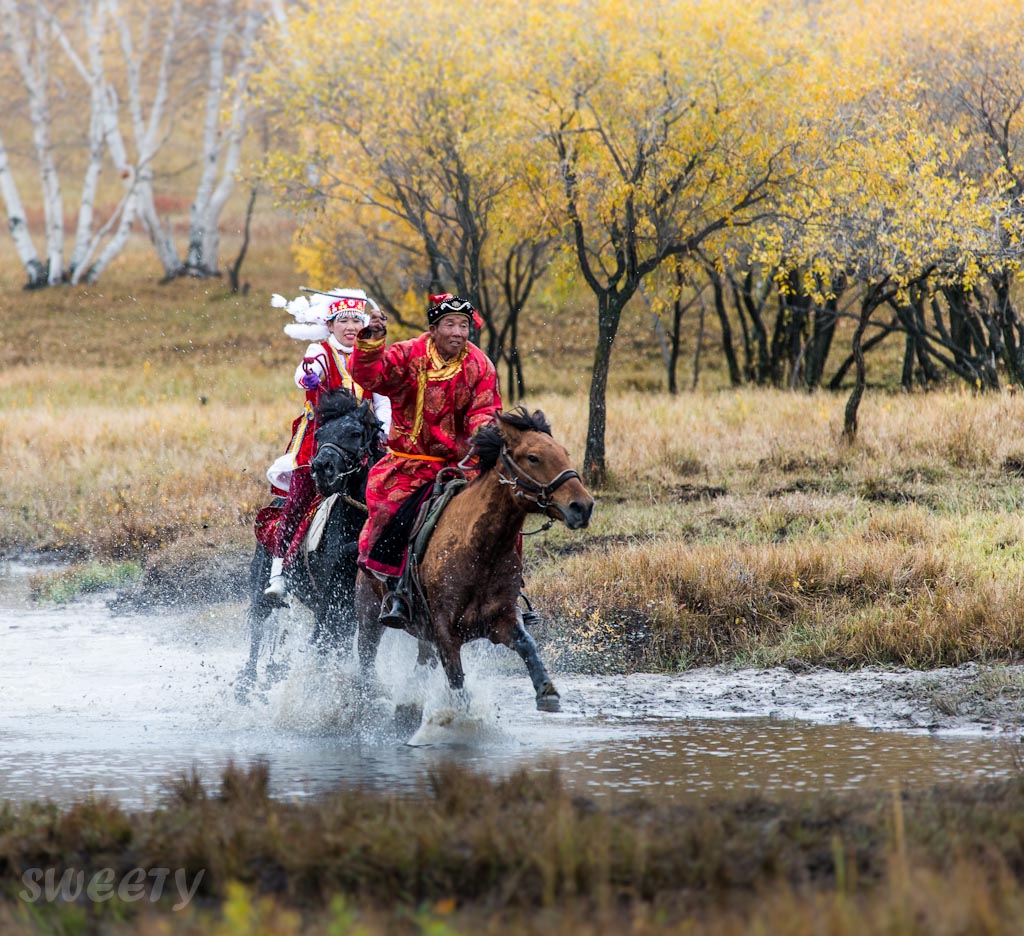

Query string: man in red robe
[351,294,501,622]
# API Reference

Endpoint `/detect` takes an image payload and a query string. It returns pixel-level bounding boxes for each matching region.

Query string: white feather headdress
[272,288,374,341]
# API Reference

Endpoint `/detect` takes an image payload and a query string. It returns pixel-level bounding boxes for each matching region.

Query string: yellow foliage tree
[518,0,811,483]
[252,0,554,399]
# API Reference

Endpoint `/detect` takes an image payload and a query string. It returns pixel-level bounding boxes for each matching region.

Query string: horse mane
[316,389,361,423]
[474,407,552,471]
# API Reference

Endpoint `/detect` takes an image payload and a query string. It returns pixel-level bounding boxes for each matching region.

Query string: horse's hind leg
[512,608,560,712]
[353,572,390,701]
[416,640,438,668]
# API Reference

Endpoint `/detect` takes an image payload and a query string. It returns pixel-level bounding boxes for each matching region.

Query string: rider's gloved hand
[300,372,321,390]
[359,312,387,342]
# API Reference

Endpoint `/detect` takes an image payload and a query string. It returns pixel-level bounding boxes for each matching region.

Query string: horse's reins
[308,442,367,476]
[496,445,580,532]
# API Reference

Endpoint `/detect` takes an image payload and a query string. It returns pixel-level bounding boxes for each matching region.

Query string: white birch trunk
[71,75,138,278]
[66,0,109,279]
[108,0,183,278]
[263,0,286,26]
[201,0,261,273]
[81,184,139,283]
[0,126,46,285]
[185,0,231,275]
[1,0,64,282]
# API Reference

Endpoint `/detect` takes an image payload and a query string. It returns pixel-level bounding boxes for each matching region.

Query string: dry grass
[5,246,1024,668]
[530,535,1024,670]
[7,382,1024,669]
[519,389,1024,669]
[4,764,1024,934]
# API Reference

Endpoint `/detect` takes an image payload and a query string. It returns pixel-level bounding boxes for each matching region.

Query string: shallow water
[1,558,1018,808]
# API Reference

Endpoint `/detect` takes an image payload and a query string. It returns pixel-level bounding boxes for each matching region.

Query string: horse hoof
[394,702,423,739]
[235,670,256,704]
[536,684,561,713]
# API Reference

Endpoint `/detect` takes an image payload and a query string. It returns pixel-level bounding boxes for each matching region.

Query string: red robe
[351,331,501,575]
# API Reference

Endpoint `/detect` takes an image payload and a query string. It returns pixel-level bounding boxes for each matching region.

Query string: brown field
[3,228,1024,669]
[5,220,1024,936]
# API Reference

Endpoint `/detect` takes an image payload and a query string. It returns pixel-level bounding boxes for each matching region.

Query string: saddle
[304,493,339,555]
[409,470,467,566]
[386,469,468,614]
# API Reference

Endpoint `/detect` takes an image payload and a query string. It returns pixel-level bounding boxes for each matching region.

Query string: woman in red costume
[263,289,391,599]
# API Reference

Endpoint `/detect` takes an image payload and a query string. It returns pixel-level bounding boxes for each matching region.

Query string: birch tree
[0,0,274,286]
[183,0,261,277]
[1,0,64,283]
[0,124,46,286]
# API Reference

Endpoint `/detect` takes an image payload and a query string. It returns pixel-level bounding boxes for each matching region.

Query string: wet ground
[2,557,1021,808]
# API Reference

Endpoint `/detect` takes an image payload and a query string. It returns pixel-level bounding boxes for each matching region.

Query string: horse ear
[497,415,522,446]
[359,399,381,430]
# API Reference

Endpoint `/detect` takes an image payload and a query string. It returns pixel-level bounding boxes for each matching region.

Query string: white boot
[264,557,286,598]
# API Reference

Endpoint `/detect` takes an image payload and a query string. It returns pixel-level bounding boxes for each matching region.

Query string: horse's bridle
[311,441,369,478]
[496,444,580,519]
[310,417,378,511]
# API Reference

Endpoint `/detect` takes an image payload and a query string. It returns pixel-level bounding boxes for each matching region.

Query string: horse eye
[527,454,540,464]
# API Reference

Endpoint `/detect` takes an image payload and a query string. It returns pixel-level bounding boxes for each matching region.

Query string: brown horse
[353,408,594,711]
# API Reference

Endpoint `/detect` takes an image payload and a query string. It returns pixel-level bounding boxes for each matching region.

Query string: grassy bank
[4,256,1024,669]
[3,764,1024,934]
[7,383,1024,669]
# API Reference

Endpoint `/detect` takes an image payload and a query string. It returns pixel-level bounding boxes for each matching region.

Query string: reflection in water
[1,711,1017,809]
[0,558,1019,808]
[553,719,1016,802]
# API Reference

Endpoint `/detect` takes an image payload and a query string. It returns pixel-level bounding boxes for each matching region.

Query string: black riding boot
[379,577,411,626]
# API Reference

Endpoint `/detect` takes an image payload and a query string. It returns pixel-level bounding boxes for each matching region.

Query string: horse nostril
[571,500,594,526]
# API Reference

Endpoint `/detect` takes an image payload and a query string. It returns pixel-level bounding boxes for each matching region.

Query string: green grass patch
[28,561,143,603]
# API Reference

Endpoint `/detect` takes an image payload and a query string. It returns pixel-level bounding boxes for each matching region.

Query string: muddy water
[1,558,1018,808]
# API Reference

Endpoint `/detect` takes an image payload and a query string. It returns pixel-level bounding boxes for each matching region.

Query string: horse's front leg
[236,605,266,703]
[511,607,561,712]
[236,547,273,703]
[433,626,470,710]
[354,572,386,686]
[311,544,359,657]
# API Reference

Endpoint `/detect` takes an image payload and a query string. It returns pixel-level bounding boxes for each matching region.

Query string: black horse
[236,390,382,702]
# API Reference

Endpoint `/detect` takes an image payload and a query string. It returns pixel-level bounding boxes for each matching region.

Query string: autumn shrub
[6,765,1024,934]
[530,535,1024,670]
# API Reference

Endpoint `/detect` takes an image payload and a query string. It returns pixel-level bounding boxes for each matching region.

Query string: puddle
[1,557,1020,807]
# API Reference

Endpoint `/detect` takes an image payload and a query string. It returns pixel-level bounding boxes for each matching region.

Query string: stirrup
[520,608,541,629]
[518,593,542,630]
[379,590,410,626]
